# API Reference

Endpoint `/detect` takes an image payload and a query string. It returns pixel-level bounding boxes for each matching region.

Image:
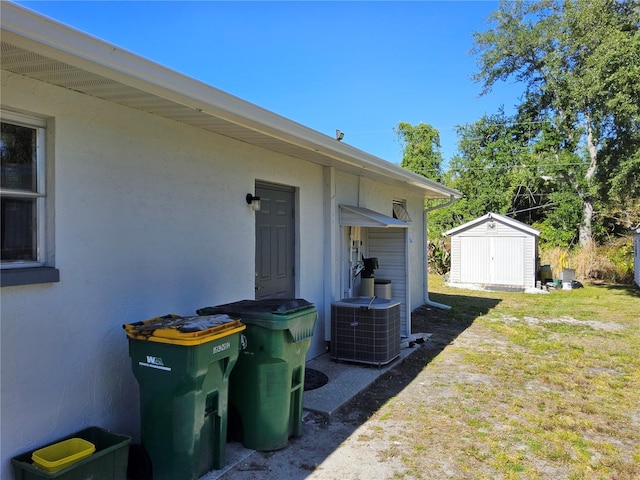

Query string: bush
[539,236,635,284]
[428,238,450,275]
[600,237,635,284]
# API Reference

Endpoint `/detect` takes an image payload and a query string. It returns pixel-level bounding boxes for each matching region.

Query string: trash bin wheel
[127,443,152,480]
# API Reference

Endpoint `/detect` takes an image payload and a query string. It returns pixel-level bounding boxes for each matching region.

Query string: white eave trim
[1,3,462,200]
[339,205,409,228]
[443,212,540,237]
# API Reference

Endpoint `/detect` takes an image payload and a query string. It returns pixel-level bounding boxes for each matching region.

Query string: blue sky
[15,1,524,164]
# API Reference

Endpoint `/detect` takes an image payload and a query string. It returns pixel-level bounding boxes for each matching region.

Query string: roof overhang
[339,205,409,228]
[444,212,540,237]
[1,2,462,200]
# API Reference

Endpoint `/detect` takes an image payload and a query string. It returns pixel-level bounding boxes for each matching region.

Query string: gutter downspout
[423,195,456,310]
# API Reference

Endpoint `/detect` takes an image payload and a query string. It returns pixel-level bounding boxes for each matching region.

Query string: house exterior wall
[331,172,427,330]
[1,68,435,476]
[0,71,327,474]
[449,217,537,289]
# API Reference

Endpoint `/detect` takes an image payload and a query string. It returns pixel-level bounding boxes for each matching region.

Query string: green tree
[473,0,640,245]
[447,112,527,218]
[395,122,443,181]
[430,110,585,247]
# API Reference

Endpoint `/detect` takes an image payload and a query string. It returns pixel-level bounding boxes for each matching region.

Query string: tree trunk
[579,200,593,246]
[579,116,598,247]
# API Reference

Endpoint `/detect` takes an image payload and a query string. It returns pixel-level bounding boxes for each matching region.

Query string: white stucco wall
[332,172,427,309]
[0,71,326,476]
[1,67,435,476]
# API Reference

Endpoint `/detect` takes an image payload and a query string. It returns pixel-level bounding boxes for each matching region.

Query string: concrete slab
[303,336,429,419]
[200,334,430,480]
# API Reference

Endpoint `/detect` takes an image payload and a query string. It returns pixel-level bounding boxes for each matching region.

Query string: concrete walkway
[202,334,430,480]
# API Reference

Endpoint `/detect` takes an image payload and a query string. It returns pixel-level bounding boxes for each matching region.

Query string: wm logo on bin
[139,355,172,372]
[146,356,164,366]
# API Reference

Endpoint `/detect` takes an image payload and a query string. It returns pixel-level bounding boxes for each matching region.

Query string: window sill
[1,267,60,287]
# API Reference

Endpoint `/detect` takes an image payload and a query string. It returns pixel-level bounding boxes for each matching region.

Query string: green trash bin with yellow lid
[124,314,245,480]
[197,299,317,451]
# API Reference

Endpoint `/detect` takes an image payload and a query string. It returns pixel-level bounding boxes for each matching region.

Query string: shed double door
[459,236,525,286]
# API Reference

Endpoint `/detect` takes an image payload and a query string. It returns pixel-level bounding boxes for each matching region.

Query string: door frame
[254,181,297,299]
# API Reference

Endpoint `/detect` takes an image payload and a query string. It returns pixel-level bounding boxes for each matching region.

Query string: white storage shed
[444,212,540,290]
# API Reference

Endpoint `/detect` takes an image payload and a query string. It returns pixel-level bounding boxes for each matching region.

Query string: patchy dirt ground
[220,296,639,480]
[218,306,469,480]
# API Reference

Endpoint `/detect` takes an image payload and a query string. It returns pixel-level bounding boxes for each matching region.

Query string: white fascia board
[444,212,540,237]
[490,213,540,236]
[443,213,492,236]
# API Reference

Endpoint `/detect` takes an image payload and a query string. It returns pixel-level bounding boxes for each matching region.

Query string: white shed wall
[449,217,538,289]
[0,71,326,475]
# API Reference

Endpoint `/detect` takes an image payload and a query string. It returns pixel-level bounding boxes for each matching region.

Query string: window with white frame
[1,110,49,271]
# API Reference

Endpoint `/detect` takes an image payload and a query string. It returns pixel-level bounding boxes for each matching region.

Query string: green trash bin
[12,426,131,480]
[197,299,317,451]
[124,314,245,480]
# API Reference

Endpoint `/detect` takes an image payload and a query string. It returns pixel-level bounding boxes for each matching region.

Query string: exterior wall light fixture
[246,193,261,212]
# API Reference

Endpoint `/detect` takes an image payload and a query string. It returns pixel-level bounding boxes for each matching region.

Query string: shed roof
[443,212,540,237]
[1,3,461,200]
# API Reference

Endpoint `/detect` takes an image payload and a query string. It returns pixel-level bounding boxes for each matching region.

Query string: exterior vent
[392,202,411,223]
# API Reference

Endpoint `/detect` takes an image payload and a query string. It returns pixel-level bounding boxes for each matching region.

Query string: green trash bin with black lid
[124,314,245,480]
[197,299,317,451]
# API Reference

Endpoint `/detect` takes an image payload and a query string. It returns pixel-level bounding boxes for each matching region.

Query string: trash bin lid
[123,314,245,346]
[196,299,316,338]
[197,299,313,317]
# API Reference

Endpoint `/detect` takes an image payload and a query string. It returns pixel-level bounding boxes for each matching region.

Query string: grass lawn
[364,276,640,479]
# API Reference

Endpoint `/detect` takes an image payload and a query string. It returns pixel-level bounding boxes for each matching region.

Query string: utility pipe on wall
[423,195,456,310]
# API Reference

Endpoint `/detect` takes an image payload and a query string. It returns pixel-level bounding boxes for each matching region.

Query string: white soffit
[0,3,463,200]
[339,205,409,228]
